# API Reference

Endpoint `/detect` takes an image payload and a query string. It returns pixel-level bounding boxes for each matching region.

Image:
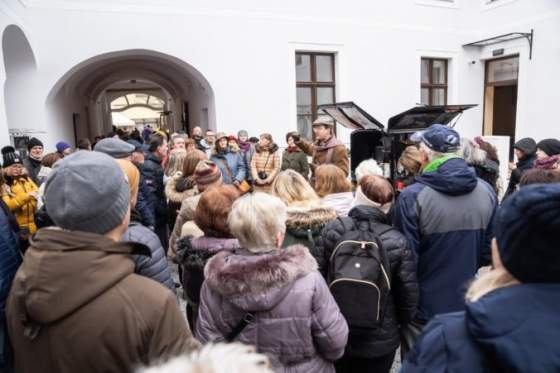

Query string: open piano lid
[318,102,384,131]
[387,104,477,134]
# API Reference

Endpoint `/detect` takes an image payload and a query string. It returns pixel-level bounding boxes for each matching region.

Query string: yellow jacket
[2,176,38,233]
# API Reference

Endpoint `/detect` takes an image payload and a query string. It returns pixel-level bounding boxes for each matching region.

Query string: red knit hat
[194,160,223,191]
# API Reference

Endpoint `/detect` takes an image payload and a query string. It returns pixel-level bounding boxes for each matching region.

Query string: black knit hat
[2,146,22,168]
[27,137,44,151]
[495,184,560,283]
[513,137,536,156]
[537,138,560,157]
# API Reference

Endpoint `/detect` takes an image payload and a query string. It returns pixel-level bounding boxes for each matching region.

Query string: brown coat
[7,228,199,373]
[251,144,281,193]
[169,194,202,261]
[296,137,349,177]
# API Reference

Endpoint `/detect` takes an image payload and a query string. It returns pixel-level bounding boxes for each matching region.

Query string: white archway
[46,49,216,143]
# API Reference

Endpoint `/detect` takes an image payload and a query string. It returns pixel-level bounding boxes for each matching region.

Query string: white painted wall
[0,0,558,153]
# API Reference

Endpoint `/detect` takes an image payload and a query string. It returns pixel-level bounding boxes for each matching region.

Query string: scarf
[314,136,343,152]
[238,141,251,153]
[287,146,300,153]
[534,155,560,170]
[351,186,392,214]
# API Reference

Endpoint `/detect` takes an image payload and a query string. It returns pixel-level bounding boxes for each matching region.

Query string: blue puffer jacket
[211,150,246,184]
[402,284,560,373]
[135,165,156,227]
[122,221,175,293]
[394,158,496,321]
[0,200,21,318]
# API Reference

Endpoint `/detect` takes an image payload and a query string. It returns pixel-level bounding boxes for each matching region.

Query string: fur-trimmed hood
[204,244,317,311]
[285,205,337,230]
[255,143,279,154]
[165,172,197,203]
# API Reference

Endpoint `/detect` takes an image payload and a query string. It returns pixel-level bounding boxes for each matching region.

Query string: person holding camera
[250,133,280,193]
[293,116,349,183]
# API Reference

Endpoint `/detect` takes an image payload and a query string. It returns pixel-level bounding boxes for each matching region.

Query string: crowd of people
[1,117,560,373]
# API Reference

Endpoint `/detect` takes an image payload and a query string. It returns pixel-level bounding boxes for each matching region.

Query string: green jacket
[282,148,310,179]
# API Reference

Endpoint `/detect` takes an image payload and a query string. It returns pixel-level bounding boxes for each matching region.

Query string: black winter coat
[505,154,536,197]
[316,205,419,358]
[122,219,175,293]
[141,154,167,221]
[23,157,42,186]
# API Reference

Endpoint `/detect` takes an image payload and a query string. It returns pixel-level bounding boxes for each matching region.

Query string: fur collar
[285,205,337,229]
[165,172,197,203]
[204,244,317,298]
[255,143,279,154]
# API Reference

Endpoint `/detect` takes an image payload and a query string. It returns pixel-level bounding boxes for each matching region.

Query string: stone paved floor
[170,260,402,372]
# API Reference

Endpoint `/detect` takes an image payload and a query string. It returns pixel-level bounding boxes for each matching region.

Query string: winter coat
[251,144,281,193]
[402,284,560,373]
[316,205,419,357]
[196,245,349,373]
[281,205,337,257]
[136,163,156,227]
[165,172,198,231]
[505,154,536,197]
[282,147,310,179]
[0,200,20,319]
[142,153,167,222]
[320,192,354,217]
[6,228,199,373]
[211,150,246,185]
[472,158,500,194]
[239,142,256,181]
[1,176,38,234]
[296,136,349,177]
[394,157,497,321]
[169,194,201,261]
[22,157,42,186]
[122,221,176,293]
[177,236,240,304]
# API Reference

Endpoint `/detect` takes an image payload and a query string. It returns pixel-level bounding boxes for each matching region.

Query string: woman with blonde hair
[398,146,423,176]
[315,164,353,217]
[196,192,348,372]
[271,170,336,258]
[402,184,560,373]
[164,148,188,178]
[251,133,280,193]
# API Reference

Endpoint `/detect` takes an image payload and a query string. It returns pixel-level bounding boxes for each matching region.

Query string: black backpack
[327,217,393,329]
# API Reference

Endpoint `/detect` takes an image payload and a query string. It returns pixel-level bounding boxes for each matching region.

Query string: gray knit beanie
[44,151,130,234]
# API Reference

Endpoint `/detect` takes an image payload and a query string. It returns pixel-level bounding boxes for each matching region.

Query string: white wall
[0,0,558,151]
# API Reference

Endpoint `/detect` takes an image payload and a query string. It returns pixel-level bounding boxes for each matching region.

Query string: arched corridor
[46,49,215,143]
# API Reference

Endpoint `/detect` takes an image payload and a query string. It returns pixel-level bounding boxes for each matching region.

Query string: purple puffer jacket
[196,244,349,373]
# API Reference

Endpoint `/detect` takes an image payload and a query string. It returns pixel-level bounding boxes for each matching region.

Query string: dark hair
[359,175,394,205]
[41,152,62,168]
[194,185,240,237]
[286,131,297,143]
[249,137,259,144]
[520,169,560,187]
[77,138,91,150]
[148,134,165,153]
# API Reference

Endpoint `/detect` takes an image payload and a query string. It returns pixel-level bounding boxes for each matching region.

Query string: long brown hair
[314,164,352,198]
[182,149,207,178]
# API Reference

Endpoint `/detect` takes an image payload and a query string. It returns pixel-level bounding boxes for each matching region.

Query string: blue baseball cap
[410,124,460,153]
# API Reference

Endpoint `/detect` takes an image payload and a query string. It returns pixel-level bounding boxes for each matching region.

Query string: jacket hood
[348,205,388,224]
[204,244,317,311]
[166,172,196,203]
[285,205,337,231]
[176,236,240,270]
[417,157,478,196]
[13,228,150,326]
[466,284,560,371]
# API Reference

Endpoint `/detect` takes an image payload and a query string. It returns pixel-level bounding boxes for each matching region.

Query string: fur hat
[2,146,22,168]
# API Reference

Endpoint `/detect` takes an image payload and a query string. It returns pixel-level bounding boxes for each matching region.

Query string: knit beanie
[115,159,139,209]
[44,151,130,234]
[27,137,44,151]
[495,183,560,283]
[1,146,22,168]
[537,138,560,157]
[194,160,223,192]
[94,138,135,159]
[56,141,71,153]
[513,137,536,156]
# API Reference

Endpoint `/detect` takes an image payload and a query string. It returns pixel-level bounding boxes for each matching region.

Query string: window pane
[421,59,430,84]
[317,87,334,108]
[487,57,519,83]
[297,115,313,141]
[296,87,312,115]
[296,54,311,82]
[432,88,446,105]
[316,55,334,82]
[432,60,446,84]
[421,88,430,105]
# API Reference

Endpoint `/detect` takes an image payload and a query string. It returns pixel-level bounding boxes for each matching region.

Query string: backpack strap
[225,312,255,342]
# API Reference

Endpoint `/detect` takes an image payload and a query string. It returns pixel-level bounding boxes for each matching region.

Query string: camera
[258,171,268,180]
